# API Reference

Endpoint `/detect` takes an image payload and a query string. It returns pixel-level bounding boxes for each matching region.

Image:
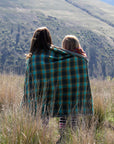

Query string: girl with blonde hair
[62,35,87,57]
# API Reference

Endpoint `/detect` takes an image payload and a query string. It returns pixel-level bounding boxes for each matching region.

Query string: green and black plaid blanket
[23,47,93,117]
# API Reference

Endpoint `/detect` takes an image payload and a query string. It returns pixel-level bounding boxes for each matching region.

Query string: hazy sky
[100,0,114,5]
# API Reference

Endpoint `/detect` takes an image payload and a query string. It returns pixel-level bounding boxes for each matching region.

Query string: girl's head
[30,27,52,54]
[62,35,80,50]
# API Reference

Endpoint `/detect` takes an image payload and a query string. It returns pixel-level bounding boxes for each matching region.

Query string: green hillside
[0,0,114,77]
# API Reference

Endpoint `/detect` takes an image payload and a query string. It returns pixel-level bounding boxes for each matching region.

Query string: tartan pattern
[23,47,93,117]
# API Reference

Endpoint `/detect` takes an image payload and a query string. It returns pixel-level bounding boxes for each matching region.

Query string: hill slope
[0,0,114,77]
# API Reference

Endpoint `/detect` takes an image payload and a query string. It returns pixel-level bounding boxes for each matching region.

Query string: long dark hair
[26,27,52,58]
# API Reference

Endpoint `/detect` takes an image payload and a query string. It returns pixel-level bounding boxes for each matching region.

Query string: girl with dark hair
[23,27,53,126]
[26,27,53,59]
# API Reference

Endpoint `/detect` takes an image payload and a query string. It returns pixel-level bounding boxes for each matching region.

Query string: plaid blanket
[23,47,93,117]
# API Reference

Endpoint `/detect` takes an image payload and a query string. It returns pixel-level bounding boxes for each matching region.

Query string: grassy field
[0,74,114,144]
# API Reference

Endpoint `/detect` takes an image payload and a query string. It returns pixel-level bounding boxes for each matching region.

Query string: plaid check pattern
[23,47,94,117]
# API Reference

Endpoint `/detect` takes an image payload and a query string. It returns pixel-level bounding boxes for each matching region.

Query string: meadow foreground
[0,74,114,144]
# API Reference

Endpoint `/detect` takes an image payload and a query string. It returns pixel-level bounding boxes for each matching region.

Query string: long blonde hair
[62,35,80,50]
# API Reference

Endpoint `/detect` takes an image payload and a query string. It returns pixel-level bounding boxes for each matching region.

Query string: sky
[100,0,114,5]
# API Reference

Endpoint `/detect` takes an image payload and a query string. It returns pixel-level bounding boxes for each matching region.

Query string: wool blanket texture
[23,47,93,117]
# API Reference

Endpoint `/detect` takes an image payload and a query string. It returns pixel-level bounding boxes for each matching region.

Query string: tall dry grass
[0,74,59,144]
[0,74,114,144]
[0,73,24,111]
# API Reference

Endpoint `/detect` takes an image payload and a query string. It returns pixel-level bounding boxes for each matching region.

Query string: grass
[0,73,114,144]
